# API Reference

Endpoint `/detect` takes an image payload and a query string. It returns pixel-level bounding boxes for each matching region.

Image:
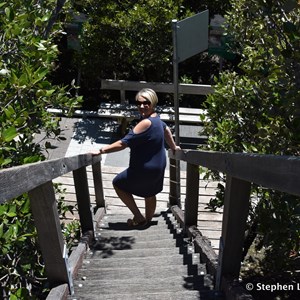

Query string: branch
[43,0,67,39]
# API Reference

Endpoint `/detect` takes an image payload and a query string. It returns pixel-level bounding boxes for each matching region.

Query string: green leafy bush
[0,0,82,168]
[202,0,300,276]
[0,196,44,299]
[0,0,82,298]
[0,191,80,299]
[79,0,192,87]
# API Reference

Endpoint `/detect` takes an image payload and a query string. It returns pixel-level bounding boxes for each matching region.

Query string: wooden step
[93,236,178,250]
[80,253,192,269]
[70,275,214,295]
[85,247,181,259]
[77,264,199,280]
[96,230,180,241]
[68,290,217,300]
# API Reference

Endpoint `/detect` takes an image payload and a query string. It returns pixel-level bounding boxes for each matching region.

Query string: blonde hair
[135,88,158,107]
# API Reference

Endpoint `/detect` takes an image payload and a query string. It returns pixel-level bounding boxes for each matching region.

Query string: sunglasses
[136,100,151,107]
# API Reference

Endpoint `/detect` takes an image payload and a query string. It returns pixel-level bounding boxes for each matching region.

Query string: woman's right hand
[90,149,101,156]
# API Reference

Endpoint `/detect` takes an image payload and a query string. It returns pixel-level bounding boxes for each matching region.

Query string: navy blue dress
[113,115,167,197]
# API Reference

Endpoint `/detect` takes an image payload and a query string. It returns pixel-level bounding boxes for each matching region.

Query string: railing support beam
[185,163,199,227]
[169,157,181,207]
[216,176,251,289]
[92,161,105,209]
[73,167,94,236]
[28,181,73,290]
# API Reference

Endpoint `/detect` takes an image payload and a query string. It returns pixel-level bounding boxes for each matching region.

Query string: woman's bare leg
[113,184,145,223]
[145,196,156,222]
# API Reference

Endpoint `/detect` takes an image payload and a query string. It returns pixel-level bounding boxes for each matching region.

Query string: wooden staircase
[68,212,222,300]
[3,150,271,299]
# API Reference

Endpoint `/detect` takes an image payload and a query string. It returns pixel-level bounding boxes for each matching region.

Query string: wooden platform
[54,165,222,254]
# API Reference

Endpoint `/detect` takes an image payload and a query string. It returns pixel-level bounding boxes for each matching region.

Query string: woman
[91,88,180,227]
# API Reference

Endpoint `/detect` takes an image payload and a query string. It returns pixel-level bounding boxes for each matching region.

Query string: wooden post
[92,161,105,208]
[185,163,199,227]
[216,176,251,290]
[120,89,126,103]
[28,181,73,289]
[73,166,94,236]
[169,157,181,207]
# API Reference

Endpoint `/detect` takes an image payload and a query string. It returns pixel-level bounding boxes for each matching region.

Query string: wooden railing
[101,79,214,103]
[0,154,105,298]
[3,148,298,298]
[168,149,300,299]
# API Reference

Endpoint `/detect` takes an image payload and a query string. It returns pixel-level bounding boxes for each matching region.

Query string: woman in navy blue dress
[91,88,180,226]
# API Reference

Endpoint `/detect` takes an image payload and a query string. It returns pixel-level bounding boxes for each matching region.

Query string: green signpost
[171,10,209,207]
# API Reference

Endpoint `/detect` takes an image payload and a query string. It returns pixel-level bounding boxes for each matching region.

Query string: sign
[175,10,209,62]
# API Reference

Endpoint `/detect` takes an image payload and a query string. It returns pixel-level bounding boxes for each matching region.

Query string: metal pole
[172,19,181,207]
[172,19,180,146]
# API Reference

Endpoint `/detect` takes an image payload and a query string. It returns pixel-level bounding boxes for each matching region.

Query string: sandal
[127,217,147,227]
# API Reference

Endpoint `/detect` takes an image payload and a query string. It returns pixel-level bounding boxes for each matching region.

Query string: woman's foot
[127,216,147,227]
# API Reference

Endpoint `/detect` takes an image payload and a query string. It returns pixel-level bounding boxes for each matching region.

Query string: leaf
[4,7,11,20]
[0,158,12,167]
[3,225,15,240]
[2,127,18,142]
[4,105,15,119]
[7,205,17,217]
[23,155,41,164]
[0,223,3,238]
[32,68,49,85]
[21,198,31,214]
[14,116,26,127]
[45,89,55,96]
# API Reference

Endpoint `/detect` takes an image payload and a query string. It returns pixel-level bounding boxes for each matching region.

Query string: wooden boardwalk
[54,164,222,254]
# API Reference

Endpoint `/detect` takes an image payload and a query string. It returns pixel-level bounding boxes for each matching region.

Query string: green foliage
[183,0,231,16]
[79,0,192,88]
[55,183,81,252]
[0,0,82,298]
[0,196,47,299]
[0,0,82,168]
[202,0,300,274]
[75,0,233,105]
[0,188,80,299]
[72,0,232,105]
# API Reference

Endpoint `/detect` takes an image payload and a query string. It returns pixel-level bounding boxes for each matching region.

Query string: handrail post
[120,89,126,103]
[92,160,105,209]
[73,166,94,236]
[184,162,199,228]
[28,181,73,292]
[169,157,181,207]
[216,176,251,290]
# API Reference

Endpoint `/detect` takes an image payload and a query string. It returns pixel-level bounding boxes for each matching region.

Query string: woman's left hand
[172,145,181,154]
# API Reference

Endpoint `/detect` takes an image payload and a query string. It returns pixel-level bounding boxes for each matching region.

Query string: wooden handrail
[169,150,300,197]
[101,79,214,103]
[168,149,300,298]
[0,154,104,295]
